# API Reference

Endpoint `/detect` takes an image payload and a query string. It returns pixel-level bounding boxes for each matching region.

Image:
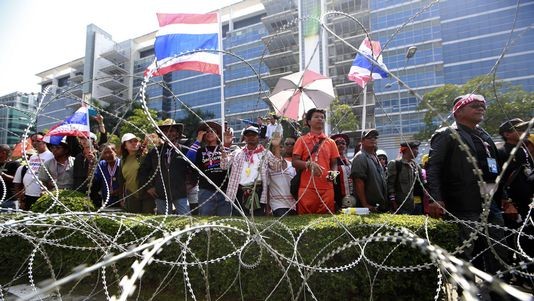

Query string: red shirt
[293,132,340,190]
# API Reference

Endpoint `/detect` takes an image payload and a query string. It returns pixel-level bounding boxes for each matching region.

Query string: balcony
[261,0,298,31]
[99,92,126,103]
[66,84,83,98]
[69,72,84,83]
[100,47,129,64]
[262,50,298,69]
[261,30,297,53]
[99,77,128,91]
[100,64,128,76]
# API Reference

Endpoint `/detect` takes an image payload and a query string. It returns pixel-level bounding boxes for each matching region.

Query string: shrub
[31,189,96,213]
[0,214,458,300]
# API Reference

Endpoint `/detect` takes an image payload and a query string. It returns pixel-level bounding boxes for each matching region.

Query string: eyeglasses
[284,142,295,146]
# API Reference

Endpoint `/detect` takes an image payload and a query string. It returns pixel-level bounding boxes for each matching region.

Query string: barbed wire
[0,2,533,300]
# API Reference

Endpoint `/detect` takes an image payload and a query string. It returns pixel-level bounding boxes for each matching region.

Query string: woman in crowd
[118,133,154,213]
[186,122,233,216]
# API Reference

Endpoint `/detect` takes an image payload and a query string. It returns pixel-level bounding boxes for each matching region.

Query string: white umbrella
[269,70,336,120]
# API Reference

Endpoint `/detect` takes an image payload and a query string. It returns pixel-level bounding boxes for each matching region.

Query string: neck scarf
[244,144,265,164]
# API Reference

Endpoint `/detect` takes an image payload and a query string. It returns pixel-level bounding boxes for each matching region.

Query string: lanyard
[107,161,118,188]
[473,134,493,158]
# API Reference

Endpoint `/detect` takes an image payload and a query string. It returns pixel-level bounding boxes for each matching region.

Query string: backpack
[394,160,424,197]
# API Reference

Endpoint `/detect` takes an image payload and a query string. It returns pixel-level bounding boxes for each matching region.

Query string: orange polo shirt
[293,132,340,190]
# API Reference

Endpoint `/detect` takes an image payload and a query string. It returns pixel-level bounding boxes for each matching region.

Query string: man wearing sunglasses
[427,94,507,278]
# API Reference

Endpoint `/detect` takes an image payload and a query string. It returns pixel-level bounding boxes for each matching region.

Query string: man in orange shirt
[292,108,340,214]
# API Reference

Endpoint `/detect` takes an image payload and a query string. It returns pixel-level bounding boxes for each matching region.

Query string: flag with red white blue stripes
[147,13,220,76]
[347,38,389,88]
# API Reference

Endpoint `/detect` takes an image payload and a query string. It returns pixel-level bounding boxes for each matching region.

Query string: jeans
[272,208,297,217]
[452,209,507,275]
[197,188,232,216]
[0,200,18,211]
[155,197,190,215]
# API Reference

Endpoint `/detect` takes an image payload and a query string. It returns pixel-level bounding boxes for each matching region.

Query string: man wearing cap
[498,118,532,220]
[292,108,340,214]
[221,125,283,216]
[426,94,507,276]
[39,137,75,190]
[497,118,533,285]
[186,121,234,216]
[139,119,192,215]
[0,144,21,210]
[386,141,425,214]
[241,116,268,143]
[14,133,53,210]
[350,129,388,212]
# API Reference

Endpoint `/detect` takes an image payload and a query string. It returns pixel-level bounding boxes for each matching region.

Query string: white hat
[121,133,140,144]
[89,132,97,140]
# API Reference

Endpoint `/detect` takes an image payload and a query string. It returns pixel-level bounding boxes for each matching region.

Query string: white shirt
[266,123,283,140]
[239,153,262,186]
[268,159,296,211]
[13,151,54,197]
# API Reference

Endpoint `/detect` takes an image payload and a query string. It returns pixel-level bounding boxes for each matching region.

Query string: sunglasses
[467,103,486,109]
[284,142,295,146]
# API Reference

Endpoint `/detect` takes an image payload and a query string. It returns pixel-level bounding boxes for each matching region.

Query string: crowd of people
[0,93,533,289]
[0,97,530,220]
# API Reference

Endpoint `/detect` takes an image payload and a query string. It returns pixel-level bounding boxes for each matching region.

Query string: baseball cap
[400,140,421,148]
[121,133,140,143]
[361,129,379,140]
[242,126,259,136]
[498,118,528,135]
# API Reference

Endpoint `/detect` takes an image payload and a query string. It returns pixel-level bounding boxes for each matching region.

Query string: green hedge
[30,189,96,213]
[0,212,458,300]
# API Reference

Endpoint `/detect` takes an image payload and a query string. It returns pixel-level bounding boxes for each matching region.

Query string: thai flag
[43,105,90,144]
[147,13,220,76]
[347,38,389,88]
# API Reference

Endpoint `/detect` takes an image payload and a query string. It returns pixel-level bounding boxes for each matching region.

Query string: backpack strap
[21,165,29,180]
[395,159,402,190]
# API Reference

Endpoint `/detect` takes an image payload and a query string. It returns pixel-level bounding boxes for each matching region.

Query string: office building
[35,0,533,155]
[0,92,38,146]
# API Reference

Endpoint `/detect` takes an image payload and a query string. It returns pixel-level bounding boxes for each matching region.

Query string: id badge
[487,158,498,174]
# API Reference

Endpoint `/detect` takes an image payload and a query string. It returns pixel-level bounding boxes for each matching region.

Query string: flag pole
[217,10,225,140]
[361,85,367,131]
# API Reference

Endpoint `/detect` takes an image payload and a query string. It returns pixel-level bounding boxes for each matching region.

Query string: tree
[416,75,534,140]
[177,106,215,140]
[118,107,159,138]
[329,99,359,134]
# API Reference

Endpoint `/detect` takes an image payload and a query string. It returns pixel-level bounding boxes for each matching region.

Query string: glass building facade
[0,92,38,146]
[34,0,533,151]
[371,0,533,155]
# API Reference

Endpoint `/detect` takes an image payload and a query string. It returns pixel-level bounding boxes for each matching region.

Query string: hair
[100,143,116,151]
[0,144,12,158]
[31,132,45,139]
[305,108,327,126]
[285,136,297,141]
[120,141,142,162]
